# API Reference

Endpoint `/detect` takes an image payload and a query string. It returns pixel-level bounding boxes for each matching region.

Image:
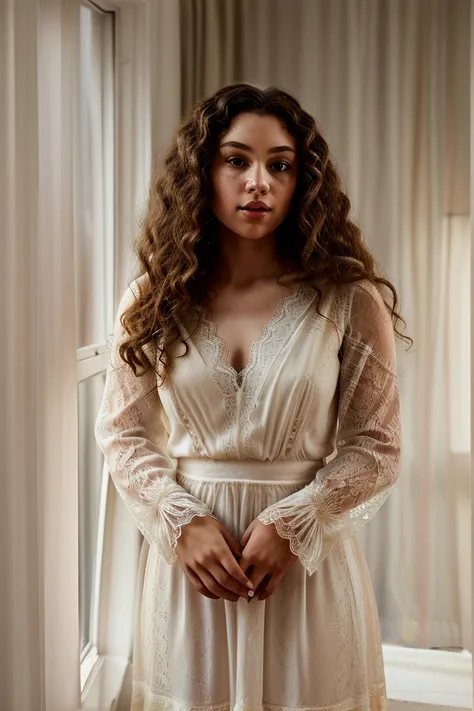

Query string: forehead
[220,112,296,149]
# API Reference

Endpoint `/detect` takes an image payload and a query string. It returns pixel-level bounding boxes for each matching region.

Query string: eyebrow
[220,141,295,155]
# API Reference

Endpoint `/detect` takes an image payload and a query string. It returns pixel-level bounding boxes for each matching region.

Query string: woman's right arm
[94,281,253,601]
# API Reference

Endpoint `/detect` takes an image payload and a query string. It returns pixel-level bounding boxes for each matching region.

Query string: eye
[226,157,246,168]
[271,161,291,172]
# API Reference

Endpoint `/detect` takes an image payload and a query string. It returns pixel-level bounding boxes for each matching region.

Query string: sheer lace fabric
[94,285,216,564]
[257,284,401,574]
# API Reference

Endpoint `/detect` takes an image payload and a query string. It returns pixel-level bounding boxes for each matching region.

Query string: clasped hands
[176,514,297,603]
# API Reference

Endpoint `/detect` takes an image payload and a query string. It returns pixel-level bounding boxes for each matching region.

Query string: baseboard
[383,645,471,709]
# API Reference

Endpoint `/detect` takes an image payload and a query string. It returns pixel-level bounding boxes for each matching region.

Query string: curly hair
[119,82,412,383]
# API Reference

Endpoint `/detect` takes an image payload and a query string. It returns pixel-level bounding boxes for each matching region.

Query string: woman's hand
[239,519,298,601]
[176,515,255,602]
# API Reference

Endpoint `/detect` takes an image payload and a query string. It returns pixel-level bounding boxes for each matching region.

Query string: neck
[211,228,285,289]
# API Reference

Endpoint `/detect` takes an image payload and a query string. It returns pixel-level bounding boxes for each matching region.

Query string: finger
[247,565,268,594]
[240,521,254,547]
[254,574,271,598]
[211,563,253,598]
[196,565,240,602]
[238,555,252,576]
[221,528,243,559]
[220,551,255,591]
[184,566,219,600]
[259,571,285,601]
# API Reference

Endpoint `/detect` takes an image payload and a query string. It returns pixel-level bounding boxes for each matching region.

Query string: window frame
[77,0,116,694]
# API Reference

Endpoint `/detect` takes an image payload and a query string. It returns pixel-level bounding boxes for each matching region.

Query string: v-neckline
[196,282,310,389]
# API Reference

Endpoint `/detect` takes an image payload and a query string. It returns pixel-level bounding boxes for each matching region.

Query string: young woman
[95,83,410,711]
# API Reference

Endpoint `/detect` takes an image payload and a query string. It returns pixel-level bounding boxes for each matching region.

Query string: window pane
[75,4,115,349]
[78,370,107,655]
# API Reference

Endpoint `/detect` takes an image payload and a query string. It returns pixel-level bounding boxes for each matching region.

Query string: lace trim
[188,283,318,458]
[168,388,209,458]
[238,284,318,459]
[133,684,229,711]
[132,682,387,711]
[128,475,215,564]
[198,284,315,384]
[282,374,315,460]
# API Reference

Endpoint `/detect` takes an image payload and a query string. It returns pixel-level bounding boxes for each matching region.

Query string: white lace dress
[95,275,401,711]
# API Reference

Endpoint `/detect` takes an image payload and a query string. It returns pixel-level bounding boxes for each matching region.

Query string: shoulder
[346,279,389,318]
[339,280,396,363]
[327,278,388,320]
[129,272,150,299]
[310,277,392,342]
[117,273,150,312]
[115,274,158,366]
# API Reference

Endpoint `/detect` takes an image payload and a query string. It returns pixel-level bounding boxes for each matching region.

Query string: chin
[228,221,279,241]
[231,229,274,242]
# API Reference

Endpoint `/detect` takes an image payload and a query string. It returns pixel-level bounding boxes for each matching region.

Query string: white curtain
[179,0,472,651]
[113,0,470,655]
[114,0,182,300]
[0,0,81,709]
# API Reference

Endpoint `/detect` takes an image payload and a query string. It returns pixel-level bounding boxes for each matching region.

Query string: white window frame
[77,0,116,698]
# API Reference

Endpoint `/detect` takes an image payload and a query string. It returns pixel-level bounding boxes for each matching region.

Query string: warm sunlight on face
[210,113,298,243]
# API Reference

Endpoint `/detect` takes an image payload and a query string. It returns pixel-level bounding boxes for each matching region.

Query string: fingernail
[246,580,254,590]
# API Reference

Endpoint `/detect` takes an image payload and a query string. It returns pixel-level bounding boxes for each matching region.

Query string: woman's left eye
[271,161,291,172]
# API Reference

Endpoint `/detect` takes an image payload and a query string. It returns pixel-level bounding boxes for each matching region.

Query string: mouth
[239,202,271,215]
[239,206,271,219]
[239,207,270,212]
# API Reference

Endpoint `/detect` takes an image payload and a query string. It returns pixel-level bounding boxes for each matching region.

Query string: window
[75,0,115,690]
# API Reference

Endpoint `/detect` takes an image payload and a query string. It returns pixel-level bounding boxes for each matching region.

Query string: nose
[245,164,270,195]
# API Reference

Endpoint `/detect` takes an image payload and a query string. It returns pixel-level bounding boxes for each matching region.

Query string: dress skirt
[130,459,387,711]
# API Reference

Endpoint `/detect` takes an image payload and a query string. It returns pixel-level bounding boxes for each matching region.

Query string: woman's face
[210,112,298,242]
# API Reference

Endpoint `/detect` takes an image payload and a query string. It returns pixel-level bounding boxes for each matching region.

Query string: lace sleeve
[257,281,402,576]
[94,280,215,564]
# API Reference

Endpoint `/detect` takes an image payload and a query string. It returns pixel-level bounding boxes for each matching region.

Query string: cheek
[278,179,297,210]
[285,174,298,197]
[212,186,231,212]
[212,175,239,211]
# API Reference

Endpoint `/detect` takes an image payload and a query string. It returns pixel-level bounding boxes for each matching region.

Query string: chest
[202,284,296,374]
[161,283,342,460]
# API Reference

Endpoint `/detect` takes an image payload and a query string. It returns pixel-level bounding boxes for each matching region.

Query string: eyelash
[226,157,291,173]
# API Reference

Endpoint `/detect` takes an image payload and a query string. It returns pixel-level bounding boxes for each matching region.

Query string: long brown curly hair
[120,82,412,383]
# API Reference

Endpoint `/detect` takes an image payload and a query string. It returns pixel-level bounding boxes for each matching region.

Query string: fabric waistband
[176,457,324,484]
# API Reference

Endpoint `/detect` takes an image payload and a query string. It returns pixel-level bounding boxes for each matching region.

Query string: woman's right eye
[226,157,245,168]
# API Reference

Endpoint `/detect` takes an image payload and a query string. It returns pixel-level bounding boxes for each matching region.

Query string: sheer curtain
[178,0,471,651]
[0,0,81,709]
[113,0,470,655]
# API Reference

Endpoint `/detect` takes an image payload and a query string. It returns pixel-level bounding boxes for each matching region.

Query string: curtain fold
[0,0,81,708]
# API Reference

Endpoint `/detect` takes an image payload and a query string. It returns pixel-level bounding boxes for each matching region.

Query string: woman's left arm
[257,282,402,576]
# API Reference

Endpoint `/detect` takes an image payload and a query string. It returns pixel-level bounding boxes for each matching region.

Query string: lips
[239,202,271,212]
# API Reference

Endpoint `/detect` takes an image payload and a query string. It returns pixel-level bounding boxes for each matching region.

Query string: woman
[95,83,411,711]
